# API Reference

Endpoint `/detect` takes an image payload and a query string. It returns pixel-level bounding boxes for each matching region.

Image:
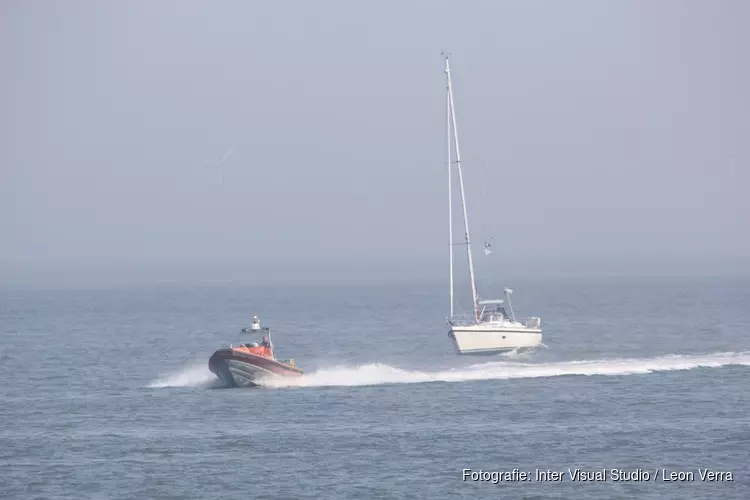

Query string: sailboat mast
[444,55,479,321]
[447,66,454,319]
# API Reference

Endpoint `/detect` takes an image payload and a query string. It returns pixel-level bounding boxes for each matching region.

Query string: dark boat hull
[208,348,303,388]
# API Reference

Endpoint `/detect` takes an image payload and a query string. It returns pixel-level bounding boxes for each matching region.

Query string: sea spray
[147,363,218,388]
[256,351,750,389]
[146,351,750,390]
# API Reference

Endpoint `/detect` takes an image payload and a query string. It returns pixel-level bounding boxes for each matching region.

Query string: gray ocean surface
[1,276,749,499]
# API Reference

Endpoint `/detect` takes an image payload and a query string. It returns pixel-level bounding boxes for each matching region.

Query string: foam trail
[147,363,219,388]
[258,351,750,389]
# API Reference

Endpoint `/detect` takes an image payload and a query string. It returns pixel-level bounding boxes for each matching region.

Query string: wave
[146,363,219,388]
[146,351,750,389]
[257,351,750,389]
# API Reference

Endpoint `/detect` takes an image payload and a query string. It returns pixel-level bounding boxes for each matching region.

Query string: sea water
[1,277,748,499]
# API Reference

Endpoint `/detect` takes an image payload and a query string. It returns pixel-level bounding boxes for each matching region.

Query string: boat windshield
[241,336,272,348]
[478,305,510,323]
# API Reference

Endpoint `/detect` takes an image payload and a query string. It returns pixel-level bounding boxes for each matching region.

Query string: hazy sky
[2,1,748,285]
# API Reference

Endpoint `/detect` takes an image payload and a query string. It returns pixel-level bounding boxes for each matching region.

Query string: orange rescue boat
[208,316,303,388]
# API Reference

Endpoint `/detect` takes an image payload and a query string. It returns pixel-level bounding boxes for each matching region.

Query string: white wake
[147,363,217,388]
[146,352,750,389]
[257,351,750,389]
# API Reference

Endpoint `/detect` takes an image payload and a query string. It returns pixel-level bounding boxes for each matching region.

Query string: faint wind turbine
[204,142,237,185]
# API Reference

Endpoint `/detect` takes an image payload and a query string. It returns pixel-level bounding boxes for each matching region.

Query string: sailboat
[443,54,543,355]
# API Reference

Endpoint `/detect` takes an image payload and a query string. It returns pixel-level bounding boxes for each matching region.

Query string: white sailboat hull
[449,325,542,355]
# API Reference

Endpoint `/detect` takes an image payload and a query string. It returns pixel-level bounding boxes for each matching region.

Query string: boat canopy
[477,299,504,305]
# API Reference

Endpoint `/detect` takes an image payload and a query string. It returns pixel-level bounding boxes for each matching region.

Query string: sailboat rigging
[443,54,543,355]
